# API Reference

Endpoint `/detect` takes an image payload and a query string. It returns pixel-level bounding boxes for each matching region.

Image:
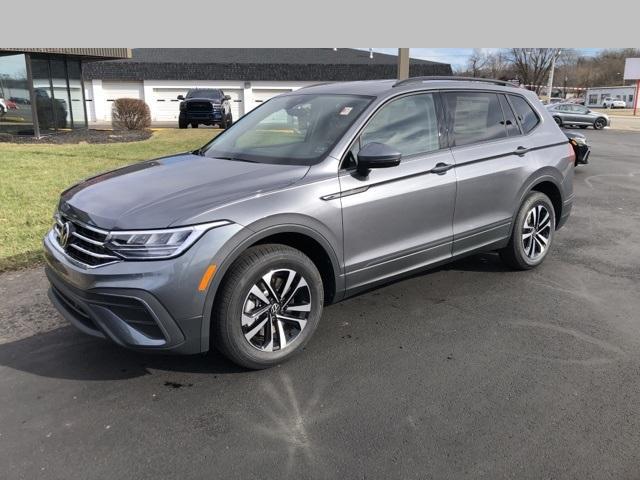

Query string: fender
[512,169,566,229]
[199,218,344,352]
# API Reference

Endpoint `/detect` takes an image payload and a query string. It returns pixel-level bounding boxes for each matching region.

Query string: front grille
[186,101,213,112]
[54,215,120,267]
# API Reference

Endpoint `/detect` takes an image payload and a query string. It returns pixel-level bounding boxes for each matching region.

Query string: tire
[179,119,188,129]
[553,116,562,127]
[220,116,228,129]
[212,244,324,369]
[191,122,199,128]
[499,192,556,270]
[593,117,607,130]
[227,115,233,127]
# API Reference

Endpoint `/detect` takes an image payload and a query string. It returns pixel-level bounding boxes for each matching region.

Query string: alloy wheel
[521,204,552,260]
[241,269,312,352]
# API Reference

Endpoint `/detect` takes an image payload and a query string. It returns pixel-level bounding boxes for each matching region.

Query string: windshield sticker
[339,106,353,116]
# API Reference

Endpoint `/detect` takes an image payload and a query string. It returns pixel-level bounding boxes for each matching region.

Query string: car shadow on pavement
[0,326,245,381]
[0,253,510,382]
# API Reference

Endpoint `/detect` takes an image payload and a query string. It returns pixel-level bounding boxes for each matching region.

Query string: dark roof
[83,48,452,81]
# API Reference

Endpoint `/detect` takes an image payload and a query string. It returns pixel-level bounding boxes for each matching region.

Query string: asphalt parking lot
[1,129,639,479]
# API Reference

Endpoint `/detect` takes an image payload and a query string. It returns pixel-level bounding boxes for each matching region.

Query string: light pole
[546,49,561,102]
[397,48,410,80]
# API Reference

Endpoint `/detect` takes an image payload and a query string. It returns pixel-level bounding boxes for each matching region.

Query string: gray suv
[44,77,574,369]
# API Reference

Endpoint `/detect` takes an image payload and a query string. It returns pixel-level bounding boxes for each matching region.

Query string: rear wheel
[500,192,556,270]
[593,117,607,130]
[212,244,324,369]
[553,116,562,126]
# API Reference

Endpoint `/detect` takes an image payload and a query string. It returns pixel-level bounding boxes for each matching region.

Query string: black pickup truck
[178,89,233,129]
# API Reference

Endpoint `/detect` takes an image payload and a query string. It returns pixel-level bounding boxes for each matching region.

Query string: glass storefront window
[50,58,71,128]
[66,60,86,128]
[30,56,57,132]
[0,54,33,135]
[1,54,87,135]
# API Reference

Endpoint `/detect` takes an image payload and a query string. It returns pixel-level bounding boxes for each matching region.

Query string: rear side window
[444,92,507,147]
[509,95,540,134]
[360,93,440,157]
[498,94,521,137]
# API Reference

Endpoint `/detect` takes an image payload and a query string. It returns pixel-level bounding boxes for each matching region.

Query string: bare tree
[467,49,488,77]
[508,48,560,93]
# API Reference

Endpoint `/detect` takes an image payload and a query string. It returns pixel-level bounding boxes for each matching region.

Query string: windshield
[201,93,373,165]
[187,89,221,100]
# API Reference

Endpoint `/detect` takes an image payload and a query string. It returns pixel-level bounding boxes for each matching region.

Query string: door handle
[514,146,530,156]
[430,162,454,175]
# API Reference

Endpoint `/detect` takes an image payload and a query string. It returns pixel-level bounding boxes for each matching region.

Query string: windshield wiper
[213,156,258,163]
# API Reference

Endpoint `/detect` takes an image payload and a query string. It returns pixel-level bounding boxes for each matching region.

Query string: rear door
[569,104,591,125]
[340,92,457,292]
[445,90,539,255]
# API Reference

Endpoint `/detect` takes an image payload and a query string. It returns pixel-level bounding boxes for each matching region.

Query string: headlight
[105,220,232,260]
[571,136,587,146]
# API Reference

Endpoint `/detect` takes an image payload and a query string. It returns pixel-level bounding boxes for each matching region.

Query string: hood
[184,97,220,103]
[60,153,309,230]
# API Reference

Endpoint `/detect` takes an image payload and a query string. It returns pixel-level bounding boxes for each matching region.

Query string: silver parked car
[44,77,575,369]
[546,103,610,129]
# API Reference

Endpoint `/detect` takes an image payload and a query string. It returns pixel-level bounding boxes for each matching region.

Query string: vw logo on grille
[59,221,74,248]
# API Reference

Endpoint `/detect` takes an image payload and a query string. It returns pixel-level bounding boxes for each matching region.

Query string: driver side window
[360,94,439,157]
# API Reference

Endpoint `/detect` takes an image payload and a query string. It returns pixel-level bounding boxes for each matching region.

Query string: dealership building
[82,48,452,124]
[0,48,130,136]
[585,85,636,108]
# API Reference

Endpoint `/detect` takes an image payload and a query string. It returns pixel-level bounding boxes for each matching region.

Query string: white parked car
[602,97,626,109]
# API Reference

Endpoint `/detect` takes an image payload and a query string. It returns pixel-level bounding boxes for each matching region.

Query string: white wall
[87,79,318,124]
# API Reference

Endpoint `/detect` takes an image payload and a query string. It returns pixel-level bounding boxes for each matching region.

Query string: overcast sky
[359,48,605,69]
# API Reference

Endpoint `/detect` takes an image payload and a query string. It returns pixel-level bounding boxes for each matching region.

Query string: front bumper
[43,223,244,354]
[179,112,223,123]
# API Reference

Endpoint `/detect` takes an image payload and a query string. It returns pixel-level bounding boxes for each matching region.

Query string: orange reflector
[198,264,217,292]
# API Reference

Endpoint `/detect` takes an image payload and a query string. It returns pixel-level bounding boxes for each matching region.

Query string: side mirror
[224,95,231,101]
[357,142,402,174]
[177,95,185,100]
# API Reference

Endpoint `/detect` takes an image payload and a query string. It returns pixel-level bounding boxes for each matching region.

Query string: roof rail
[393,76,515,88]
[299,82,334,89]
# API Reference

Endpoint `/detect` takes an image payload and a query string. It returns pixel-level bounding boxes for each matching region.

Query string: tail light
[568,142,576,165]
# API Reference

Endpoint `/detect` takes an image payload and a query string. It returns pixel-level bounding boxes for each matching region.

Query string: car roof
[289,77,524,99]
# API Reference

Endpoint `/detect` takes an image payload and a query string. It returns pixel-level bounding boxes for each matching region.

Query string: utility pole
[547,49,561,102]
[397,48,410,80]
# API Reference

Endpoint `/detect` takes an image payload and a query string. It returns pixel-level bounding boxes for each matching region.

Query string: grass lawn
[0,129,219,272]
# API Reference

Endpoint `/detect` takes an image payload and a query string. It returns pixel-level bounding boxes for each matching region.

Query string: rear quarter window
[509,95,540,134]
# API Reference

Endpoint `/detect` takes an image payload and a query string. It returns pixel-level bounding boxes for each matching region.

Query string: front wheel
[593,117,607,130]
[212,244,324,369]
[500,192,556,270]
[191,122,199,128]
[553,116,562,127]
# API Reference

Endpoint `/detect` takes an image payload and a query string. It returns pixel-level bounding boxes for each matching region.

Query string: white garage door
[152,88,187,122]
[252,89,292,109]
[151,88,244,122]
[224,89,244,120]
[102,81,143,121]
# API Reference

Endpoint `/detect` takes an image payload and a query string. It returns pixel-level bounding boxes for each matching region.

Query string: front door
[339,93,457,293]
